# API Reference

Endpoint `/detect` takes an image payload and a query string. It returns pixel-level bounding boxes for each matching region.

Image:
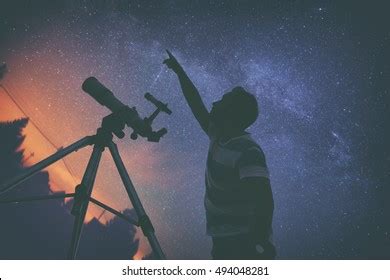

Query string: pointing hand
[163,50,183,74]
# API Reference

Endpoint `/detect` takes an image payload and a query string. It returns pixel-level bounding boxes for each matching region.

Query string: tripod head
[82,77,171,142]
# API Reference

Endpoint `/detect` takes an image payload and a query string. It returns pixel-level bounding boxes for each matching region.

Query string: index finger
[166,49,174,59]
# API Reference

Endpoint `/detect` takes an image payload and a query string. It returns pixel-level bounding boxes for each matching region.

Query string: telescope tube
[82,77,126,113]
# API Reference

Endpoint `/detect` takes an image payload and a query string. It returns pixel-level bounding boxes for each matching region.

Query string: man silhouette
[164,50,275,259]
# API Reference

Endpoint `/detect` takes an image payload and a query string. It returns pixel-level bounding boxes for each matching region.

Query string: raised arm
[163,50,210,134]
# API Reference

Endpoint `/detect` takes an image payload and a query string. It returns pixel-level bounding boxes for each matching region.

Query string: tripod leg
[67,144,103,259]
[0,193,74,204]
[108,141,166,259]
[0,136,94,196]
[89,197,138,226]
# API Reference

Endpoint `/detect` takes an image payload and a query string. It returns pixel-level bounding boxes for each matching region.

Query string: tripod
[0,112,166,259]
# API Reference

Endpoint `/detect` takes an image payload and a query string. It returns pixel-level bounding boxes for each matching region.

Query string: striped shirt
[205,123,271,238]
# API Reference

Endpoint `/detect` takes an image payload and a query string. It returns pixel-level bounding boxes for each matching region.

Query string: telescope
[82,77,171,142]
[0,77,170,259]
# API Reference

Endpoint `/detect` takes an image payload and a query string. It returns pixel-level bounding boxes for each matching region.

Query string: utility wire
[0,84,78,185]
[97,209,106,222]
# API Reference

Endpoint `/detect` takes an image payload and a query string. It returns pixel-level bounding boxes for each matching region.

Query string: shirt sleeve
[236,146,270,180]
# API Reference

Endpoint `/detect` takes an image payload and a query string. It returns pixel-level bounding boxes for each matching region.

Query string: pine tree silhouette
[0,118,140,259]
[0,118,28,182]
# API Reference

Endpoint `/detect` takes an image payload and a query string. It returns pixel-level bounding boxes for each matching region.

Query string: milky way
[0,1,388,259]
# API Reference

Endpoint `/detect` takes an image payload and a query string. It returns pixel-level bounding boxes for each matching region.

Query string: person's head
[210,86,258,135]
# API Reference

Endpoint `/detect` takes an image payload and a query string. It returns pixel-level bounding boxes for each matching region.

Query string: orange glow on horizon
[132,249,144,260]
[0,89,111,223]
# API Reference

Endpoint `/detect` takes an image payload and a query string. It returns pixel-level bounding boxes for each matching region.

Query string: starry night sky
[0,0,389,259]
